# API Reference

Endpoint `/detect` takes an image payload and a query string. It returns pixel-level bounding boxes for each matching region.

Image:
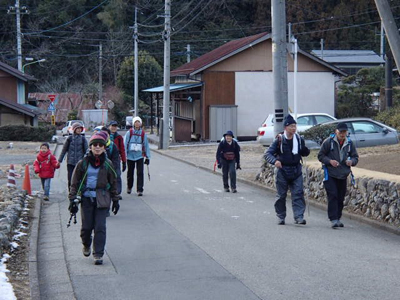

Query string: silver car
[314,118,399,148]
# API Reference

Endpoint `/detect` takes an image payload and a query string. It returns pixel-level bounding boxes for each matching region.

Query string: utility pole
[134,6,139,117]
[99,43,103,103]
[186,44,191,63]
[161,0,171,149]
[374,0,400,75]
[385,51,393,108]
[320,38,324,59]
[271,0,289,135]
[380,21,385,59]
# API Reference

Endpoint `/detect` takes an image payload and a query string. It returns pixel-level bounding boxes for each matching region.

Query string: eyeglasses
[92,143,105,148]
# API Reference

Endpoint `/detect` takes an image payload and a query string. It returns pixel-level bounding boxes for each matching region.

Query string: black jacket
[216,140,240,164]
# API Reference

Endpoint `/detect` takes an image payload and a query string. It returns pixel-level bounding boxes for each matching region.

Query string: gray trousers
[221,159,236,189]
[80,197,108,257]
[275,169,306,220]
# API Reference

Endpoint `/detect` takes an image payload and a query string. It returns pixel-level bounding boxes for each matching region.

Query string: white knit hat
[132,116,142,126]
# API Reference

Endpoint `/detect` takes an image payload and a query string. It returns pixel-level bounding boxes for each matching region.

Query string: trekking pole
[213,160,217,173]
[348,157,357,188]
[67,197,80,228]
[303,157,310,217]
[147,164,151,181]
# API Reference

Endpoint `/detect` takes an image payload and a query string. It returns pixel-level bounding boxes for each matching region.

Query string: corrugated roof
[311,50,385,64]
[0,97,38,117]
[143,83,202,93]
[171,32,270,76]
[0,61,36,82]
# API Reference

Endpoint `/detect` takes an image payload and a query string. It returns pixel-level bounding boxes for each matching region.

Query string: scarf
[37,150,51,162]
[283,131,298,155]
[87,151,106,168]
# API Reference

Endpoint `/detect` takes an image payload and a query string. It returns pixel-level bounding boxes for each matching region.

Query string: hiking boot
[127,188,132,194]
[224,188,230,192]
[337,220,344,227]
[232,189,237,193]
[43,196,49,201]
[295,218,307,225]
[82,246,91,257]
[94,256,103,265]
[277,219,285,225]
[331,220,339,229]
[138,192,143,196]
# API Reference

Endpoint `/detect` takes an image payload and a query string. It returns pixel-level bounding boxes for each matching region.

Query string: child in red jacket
[34,143,60,201]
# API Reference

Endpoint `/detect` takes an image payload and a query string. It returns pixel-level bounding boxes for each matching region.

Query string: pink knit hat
[89,132,106,146]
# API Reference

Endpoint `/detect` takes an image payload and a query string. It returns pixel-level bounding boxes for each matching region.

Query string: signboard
[48,94,56,102]
[48,103,55,112]
[95,100,103,109]
[107,100,114,109]
[51,115,55,125]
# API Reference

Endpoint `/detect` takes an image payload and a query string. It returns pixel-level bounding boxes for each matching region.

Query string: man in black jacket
[318,122,359,228]
[216,131,240,193]
[265,115,310,225]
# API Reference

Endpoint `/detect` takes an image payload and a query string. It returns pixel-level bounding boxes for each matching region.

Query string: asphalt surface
[36,146,400,300]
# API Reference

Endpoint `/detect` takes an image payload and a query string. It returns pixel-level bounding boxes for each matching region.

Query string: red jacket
[34,150,60,179]
[112,133,127,163]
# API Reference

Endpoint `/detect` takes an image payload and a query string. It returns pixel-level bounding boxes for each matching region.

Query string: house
[144,32,346,141]
[311,50,385,75]
[0,61,40,126]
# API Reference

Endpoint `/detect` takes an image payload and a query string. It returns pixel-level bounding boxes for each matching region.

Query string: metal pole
[186,44,191,63]
[150,94,154,134]
[374,0,400,74]
[320,38,324,59]
[293,37,298,121]
[16,0,22,71]
[134,6,139,117]
[161,0,171,149]
[272,0,289,136]
[99,43,103,102]
[380,21,385,58]
[385,52,393,108]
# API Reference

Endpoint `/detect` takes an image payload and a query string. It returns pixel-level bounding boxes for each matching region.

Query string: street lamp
[22,58,46,73]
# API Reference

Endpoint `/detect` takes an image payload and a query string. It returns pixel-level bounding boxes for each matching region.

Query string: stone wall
[257,162,400,227]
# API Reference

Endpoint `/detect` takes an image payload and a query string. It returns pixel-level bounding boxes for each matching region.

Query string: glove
[112,200,120,215]
[144,158,150,165]
[122,162,127,172]
[236,164,241,170]
[68,200,79,214]
[217,164,222,169]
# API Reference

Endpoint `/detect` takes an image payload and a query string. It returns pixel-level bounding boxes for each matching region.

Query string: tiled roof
[171,32,270,76]
[0,61,36,82]
[311,50,385,64]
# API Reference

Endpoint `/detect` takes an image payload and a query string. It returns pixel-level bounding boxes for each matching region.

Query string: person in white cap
[124,116,151,196]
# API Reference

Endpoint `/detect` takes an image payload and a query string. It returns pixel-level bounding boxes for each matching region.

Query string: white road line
[195,187,210,194]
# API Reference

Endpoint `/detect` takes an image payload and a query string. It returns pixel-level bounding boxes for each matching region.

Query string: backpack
[127,128,146,157]
[275,132,302,154]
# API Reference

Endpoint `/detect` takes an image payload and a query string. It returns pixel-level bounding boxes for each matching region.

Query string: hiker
[34,143,60,201]
[317,122,359,229]
[216,130,241,193]
[124,116,150,196]
[99,127,121,194]
[58,122,88,190]
[68,132,121,265]
[265,115,310,225]
[108,121,127,194]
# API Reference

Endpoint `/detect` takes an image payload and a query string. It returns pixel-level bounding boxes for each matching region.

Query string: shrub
[375,104,400,131]
[0,125,56,141]
[303,123,337,145]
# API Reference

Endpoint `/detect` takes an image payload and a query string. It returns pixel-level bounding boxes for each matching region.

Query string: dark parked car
[313,118,399,148]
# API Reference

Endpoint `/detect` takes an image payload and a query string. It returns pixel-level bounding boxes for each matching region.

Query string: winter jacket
[318,135,359,180]
[124,129,151,161]
[106,141,120,171]
[58,134,88,166]
[110,132,126,163]
[69,152,119,208]
[34,150,60,179]
[216,139,240,164]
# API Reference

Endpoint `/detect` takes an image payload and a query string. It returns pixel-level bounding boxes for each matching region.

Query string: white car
[257,113,336,146]
[61,120,86,136]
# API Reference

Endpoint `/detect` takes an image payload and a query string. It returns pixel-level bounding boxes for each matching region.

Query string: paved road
[37,148,400,300]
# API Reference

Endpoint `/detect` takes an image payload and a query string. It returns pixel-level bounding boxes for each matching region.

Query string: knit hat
[223,130,234,138]
[72,122,83,132]
[89,132,107,146]
[132,116,142,126]
[283,115,297,127]
[336,122,348,131]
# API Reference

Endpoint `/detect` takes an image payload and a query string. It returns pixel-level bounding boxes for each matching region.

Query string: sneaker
[232,189,237,193]
[224,188,230,192]
[138,192,143,196]
[331,220,339,229]
[94,256,103,265]
[43,196,49,201]
[337,220,344,227]
[127,188,132,194]
[82,246,91,257]
[277,219,285,225]
[295,218,307,225]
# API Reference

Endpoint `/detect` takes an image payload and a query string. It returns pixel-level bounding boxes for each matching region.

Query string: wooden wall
[0,70,18,102]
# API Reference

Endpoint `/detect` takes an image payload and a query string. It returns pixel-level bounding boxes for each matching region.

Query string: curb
[28,197,41,300]
[152,148,400,236]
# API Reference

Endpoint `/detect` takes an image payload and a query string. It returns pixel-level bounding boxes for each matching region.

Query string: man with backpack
[318,122,359,229]
[108,121,127,175]
[216,130,241,193]
[265,115,310,225]
[58,122,88,190]
[124,116,150,196]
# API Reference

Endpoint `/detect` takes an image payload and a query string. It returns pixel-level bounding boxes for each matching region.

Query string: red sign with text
[48,94,56,102]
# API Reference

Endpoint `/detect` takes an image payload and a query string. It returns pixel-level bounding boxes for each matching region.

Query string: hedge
[0,125,56,141]
[303,123,337,145]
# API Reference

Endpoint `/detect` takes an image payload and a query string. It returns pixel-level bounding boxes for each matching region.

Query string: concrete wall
[235,71,335,137]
